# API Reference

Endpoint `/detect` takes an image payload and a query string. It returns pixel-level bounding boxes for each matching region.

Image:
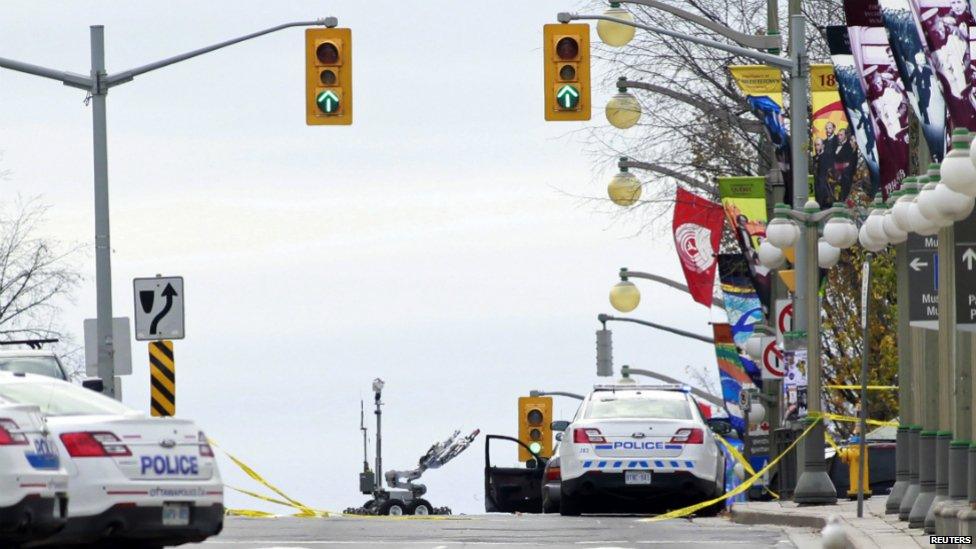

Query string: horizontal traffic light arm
[0,18,337,92]
[618,365,725,408]
[529,390,585,401]
[617,0,782,51]
[597,313,715,345]
[556,12,792,71]
[106,18,337,87]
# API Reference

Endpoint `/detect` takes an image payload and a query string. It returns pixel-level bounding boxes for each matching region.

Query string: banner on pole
[718,176,772,312]
[827,26,883,198]
[672,188,725,308]
[811,64,860,208]
[914,0,976,132]
[880,0,948,159]
[718,254,765,347]
[712,323,756,434]
[845,0,911,199]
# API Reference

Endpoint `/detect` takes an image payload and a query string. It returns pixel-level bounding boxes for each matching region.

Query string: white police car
[0,372,223,546]
[557,384,725,516]
[0,396,68,545]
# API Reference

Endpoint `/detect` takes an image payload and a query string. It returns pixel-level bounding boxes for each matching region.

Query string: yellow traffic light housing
[306,27,352,125]
[543,23,591,121]
[518,396,553,461]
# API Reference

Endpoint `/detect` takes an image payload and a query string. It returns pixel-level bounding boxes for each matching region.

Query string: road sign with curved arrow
[133,276,185,341]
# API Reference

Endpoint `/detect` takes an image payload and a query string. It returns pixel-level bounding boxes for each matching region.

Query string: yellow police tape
[641,417,822,522]
[824,385,897,391]
[713,434,779,499]
[210,440,461,520]
[809,411,899,428]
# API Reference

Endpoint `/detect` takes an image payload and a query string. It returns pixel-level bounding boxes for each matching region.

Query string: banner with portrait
[827,26,883,198]
[712,323,756,435]
[672,188,725,308]
[914,0,976,131]
[810,64,861,208]
[718,254,766,349]
[881,0,948,159]
[729,65,792,204]
[718,176,771,313]
[845,0,911,199]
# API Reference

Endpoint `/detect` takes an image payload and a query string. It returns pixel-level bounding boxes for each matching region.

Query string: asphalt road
[193,514,798,548]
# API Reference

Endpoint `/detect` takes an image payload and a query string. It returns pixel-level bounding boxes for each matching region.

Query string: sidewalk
[730,497,931,548]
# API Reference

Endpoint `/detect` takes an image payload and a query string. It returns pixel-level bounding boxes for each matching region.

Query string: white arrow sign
[964,248,976,271]
[910,257,929,272]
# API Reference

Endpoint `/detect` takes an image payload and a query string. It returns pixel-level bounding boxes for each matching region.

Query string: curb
[730,507,827,529]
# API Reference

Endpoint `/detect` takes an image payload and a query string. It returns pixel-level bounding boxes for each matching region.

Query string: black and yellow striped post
[149,340,175,417]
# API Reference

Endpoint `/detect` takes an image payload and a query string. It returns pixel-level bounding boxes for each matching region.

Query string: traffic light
[518,396,553,461]
[543,23,590,121]
[305,27,352,125]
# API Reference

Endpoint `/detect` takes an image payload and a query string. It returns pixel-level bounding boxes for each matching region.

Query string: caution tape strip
[641,417,822,522]
[824,385,897,391]
[713,434,779,499]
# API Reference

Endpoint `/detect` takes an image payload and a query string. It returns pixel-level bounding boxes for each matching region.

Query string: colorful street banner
[782,349,809,422]
[881,0,948,159]
[712,323,756,434]
[729,65,792,205]
[672,188,725,308]
[826,26,883,197]
[718,254,765,348]
[717,176,771,313]
[846,0,911,199]
[811,64,860,208]
[914,0,976,131]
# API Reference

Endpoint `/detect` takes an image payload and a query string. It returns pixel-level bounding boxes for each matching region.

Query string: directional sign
[133,276,185,341]
[316,90,340,114]
[556,85,580,110]
[957,211,976,331]
[908,233,939,329]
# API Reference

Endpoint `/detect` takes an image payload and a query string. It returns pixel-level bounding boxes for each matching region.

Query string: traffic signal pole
[0,18,334,399]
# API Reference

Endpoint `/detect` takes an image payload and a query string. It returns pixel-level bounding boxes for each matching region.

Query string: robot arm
[383,429,480,497]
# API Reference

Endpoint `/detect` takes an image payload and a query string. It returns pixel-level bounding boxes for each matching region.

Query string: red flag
[672,188,725,307]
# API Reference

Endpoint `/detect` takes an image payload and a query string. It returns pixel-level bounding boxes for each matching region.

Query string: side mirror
[706,418,732,436]
[555,432,564,442]
[550,420,570,432]
[82,378,104,393]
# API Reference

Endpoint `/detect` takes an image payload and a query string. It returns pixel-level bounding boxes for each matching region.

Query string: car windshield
[0,380,132,416]
[585,393,692,420]
[0,356,65,380]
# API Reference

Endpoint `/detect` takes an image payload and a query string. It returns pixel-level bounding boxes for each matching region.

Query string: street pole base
[899,482,921,521]
[909,488,936,529]
[959,508,976,538]
[927,494,949,533]
[792,470,837,505]
[935,499,968,537]
[887,479,910,513]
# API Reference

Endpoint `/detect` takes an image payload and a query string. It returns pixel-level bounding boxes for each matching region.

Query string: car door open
[484,434,544,513]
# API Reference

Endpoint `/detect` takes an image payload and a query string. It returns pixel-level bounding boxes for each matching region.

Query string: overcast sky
[1,1,722,514]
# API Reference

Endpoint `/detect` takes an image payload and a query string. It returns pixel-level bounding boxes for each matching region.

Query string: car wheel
[542,488,559,514]
[408,499,433,516]
[559,487,581,516]
[378,499,407,516]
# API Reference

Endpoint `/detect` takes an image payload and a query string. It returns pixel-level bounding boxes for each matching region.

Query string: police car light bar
[592,384,691,393]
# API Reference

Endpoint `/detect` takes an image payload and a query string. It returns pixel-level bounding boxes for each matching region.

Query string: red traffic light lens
[316,42,340,64]
[556,37,579,60]
[527,409,544,426]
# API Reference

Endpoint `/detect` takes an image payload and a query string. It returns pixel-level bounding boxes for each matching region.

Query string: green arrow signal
[556,85,580,110]
[316,90,340,114]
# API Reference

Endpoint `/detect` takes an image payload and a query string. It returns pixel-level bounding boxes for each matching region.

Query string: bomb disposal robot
[345,378,479,516]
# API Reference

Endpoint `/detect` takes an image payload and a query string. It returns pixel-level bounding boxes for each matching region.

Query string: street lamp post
[561,0,832,502]
[609,267,725,312]
[0,18,336,399]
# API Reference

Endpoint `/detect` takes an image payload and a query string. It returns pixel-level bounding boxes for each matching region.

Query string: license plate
[162,503,190,526]
[625,471,652,485]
